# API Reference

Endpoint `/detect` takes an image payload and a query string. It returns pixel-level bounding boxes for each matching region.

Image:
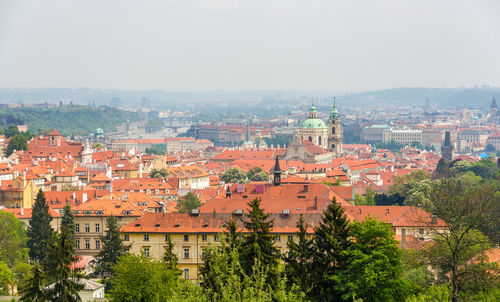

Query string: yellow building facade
[0,177,40,208]
[122,212,321,280]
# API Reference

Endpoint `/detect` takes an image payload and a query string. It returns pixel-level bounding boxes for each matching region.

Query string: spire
[273,155,281,172]
[245,117,250,143]
[308,98,318,119]
[330,96,339,119]
[492,96,497,109]
[273,155,281,186]
[444,131,451,147]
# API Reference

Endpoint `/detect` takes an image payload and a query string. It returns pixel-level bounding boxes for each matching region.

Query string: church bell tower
[328,97,343,155]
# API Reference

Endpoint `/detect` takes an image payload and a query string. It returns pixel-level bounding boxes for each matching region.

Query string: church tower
[328,97,343,155]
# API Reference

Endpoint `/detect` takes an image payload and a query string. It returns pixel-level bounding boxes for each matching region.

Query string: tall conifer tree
[310,198,351,301]
[27,191,55,267]
[240,198,280,288]
[95,215,130,278]
[284,214,314,294]
[45,204,83,301]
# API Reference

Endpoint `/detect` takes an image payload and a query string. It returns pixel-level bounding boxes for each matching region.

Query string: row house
[121,212,321,280]
[166,166,210,191]
[0,176,40,208]
[72,198,144,256]
[121,205,445,281]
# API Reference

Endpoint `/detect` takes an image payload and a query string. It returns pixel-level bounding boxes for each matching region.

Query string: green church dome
[300,118,327,129]
[300,101,327,129]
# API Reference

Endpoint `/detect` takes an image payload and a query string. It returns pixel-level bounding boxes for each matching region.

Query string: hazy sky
[1,0,499,91]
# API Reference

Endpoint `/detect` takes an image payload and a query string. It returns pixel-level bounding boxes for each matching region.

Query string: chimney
[385,208,390,215]
[431,215,437,225]
[139,162,143,178]
[82,193,87,203]
[351,186,355,200]
[314,196,318,210]
[72,192,76,201]
[20,207,24,216]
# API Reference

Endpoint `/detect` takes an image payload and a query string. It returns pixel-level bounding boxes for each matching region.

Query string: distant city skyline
[1,0,499,91]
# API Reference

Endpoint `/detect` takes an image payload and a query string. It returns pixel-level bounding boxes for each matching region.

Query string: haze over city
[1,0,500,91]
[0,2,499,302]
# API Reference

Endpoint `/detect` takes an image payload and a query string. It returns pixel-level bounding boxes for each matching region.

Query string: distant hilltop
[0,87,498,109]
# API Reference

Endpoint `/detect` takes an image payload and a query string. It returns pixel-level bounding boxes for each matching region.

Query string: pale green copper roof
[301,100,327,129]
[300,118,327,129]
[330,97,339,119]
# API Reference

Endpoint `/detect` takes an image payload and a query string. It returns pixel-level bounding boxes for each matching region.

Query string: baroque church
[283,99,343,163]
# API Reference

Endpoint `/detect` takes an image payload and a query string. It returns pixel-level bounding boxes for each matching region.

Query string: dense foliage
[0,105,140,136]
[95,215,131,290]
[176,192,202,213]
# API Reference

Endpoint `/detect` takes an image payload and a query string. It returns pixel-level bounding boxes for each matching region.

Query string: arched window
[318,136,322,145]
[308,136,312,142]
[332,127,336,134]
[331,143,335,149]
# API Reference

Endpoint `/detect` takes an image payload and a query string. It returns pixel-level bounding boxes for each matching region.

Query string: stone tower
[328,97,343,155]
[441,131,453,161]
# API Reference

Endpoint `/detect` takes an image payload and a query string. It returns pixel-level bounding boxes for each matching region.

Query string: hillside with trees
[0,105,140,136]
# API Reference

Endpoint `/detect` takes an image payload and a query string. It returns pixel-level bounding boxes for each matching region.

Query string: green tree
[109,253,180,302]
[335,217,411,301]
[240,198,280,288]
[27,191,55,268]
[0,211,28,268]
[19,264,46,302]
[4,125,20,138]
[310,198,351,301]
[149,168,169,179]
[410,141,424,149]
[44,204,83,302]
[95,216,131,284]
[221,167,248,184]
[247,167,269,181]
[201,236,305,302]
[283,214,314,294]
[163,237,179,272]
[0,261,14,295]
[176,192,202,213]
[6,133,28,156]
[421,179,497,302]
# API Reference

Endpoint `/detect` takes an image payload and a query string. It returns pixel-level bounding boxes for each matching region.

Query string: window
[144,248,150,258]
[95,240,101,250]
[85,239,90,249]
[287,235,293,242]
[419,228,424,235]
[144,234,149,241]
[75,224,80,233]
[95,223,100,233]
[183,248,190,259]
[124,234,129,241]
[308,136,312,142]
[214,234,219,241]
[332,128,336,134]
[331,144,335,149]
[183,268,190,279]
[165,234,170,241]
[85,224,90,233]
[275,235,281,242]
[201,234,207,241]
[76,239,80,249]
[184,235,189,242]
[318,136,322,146]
